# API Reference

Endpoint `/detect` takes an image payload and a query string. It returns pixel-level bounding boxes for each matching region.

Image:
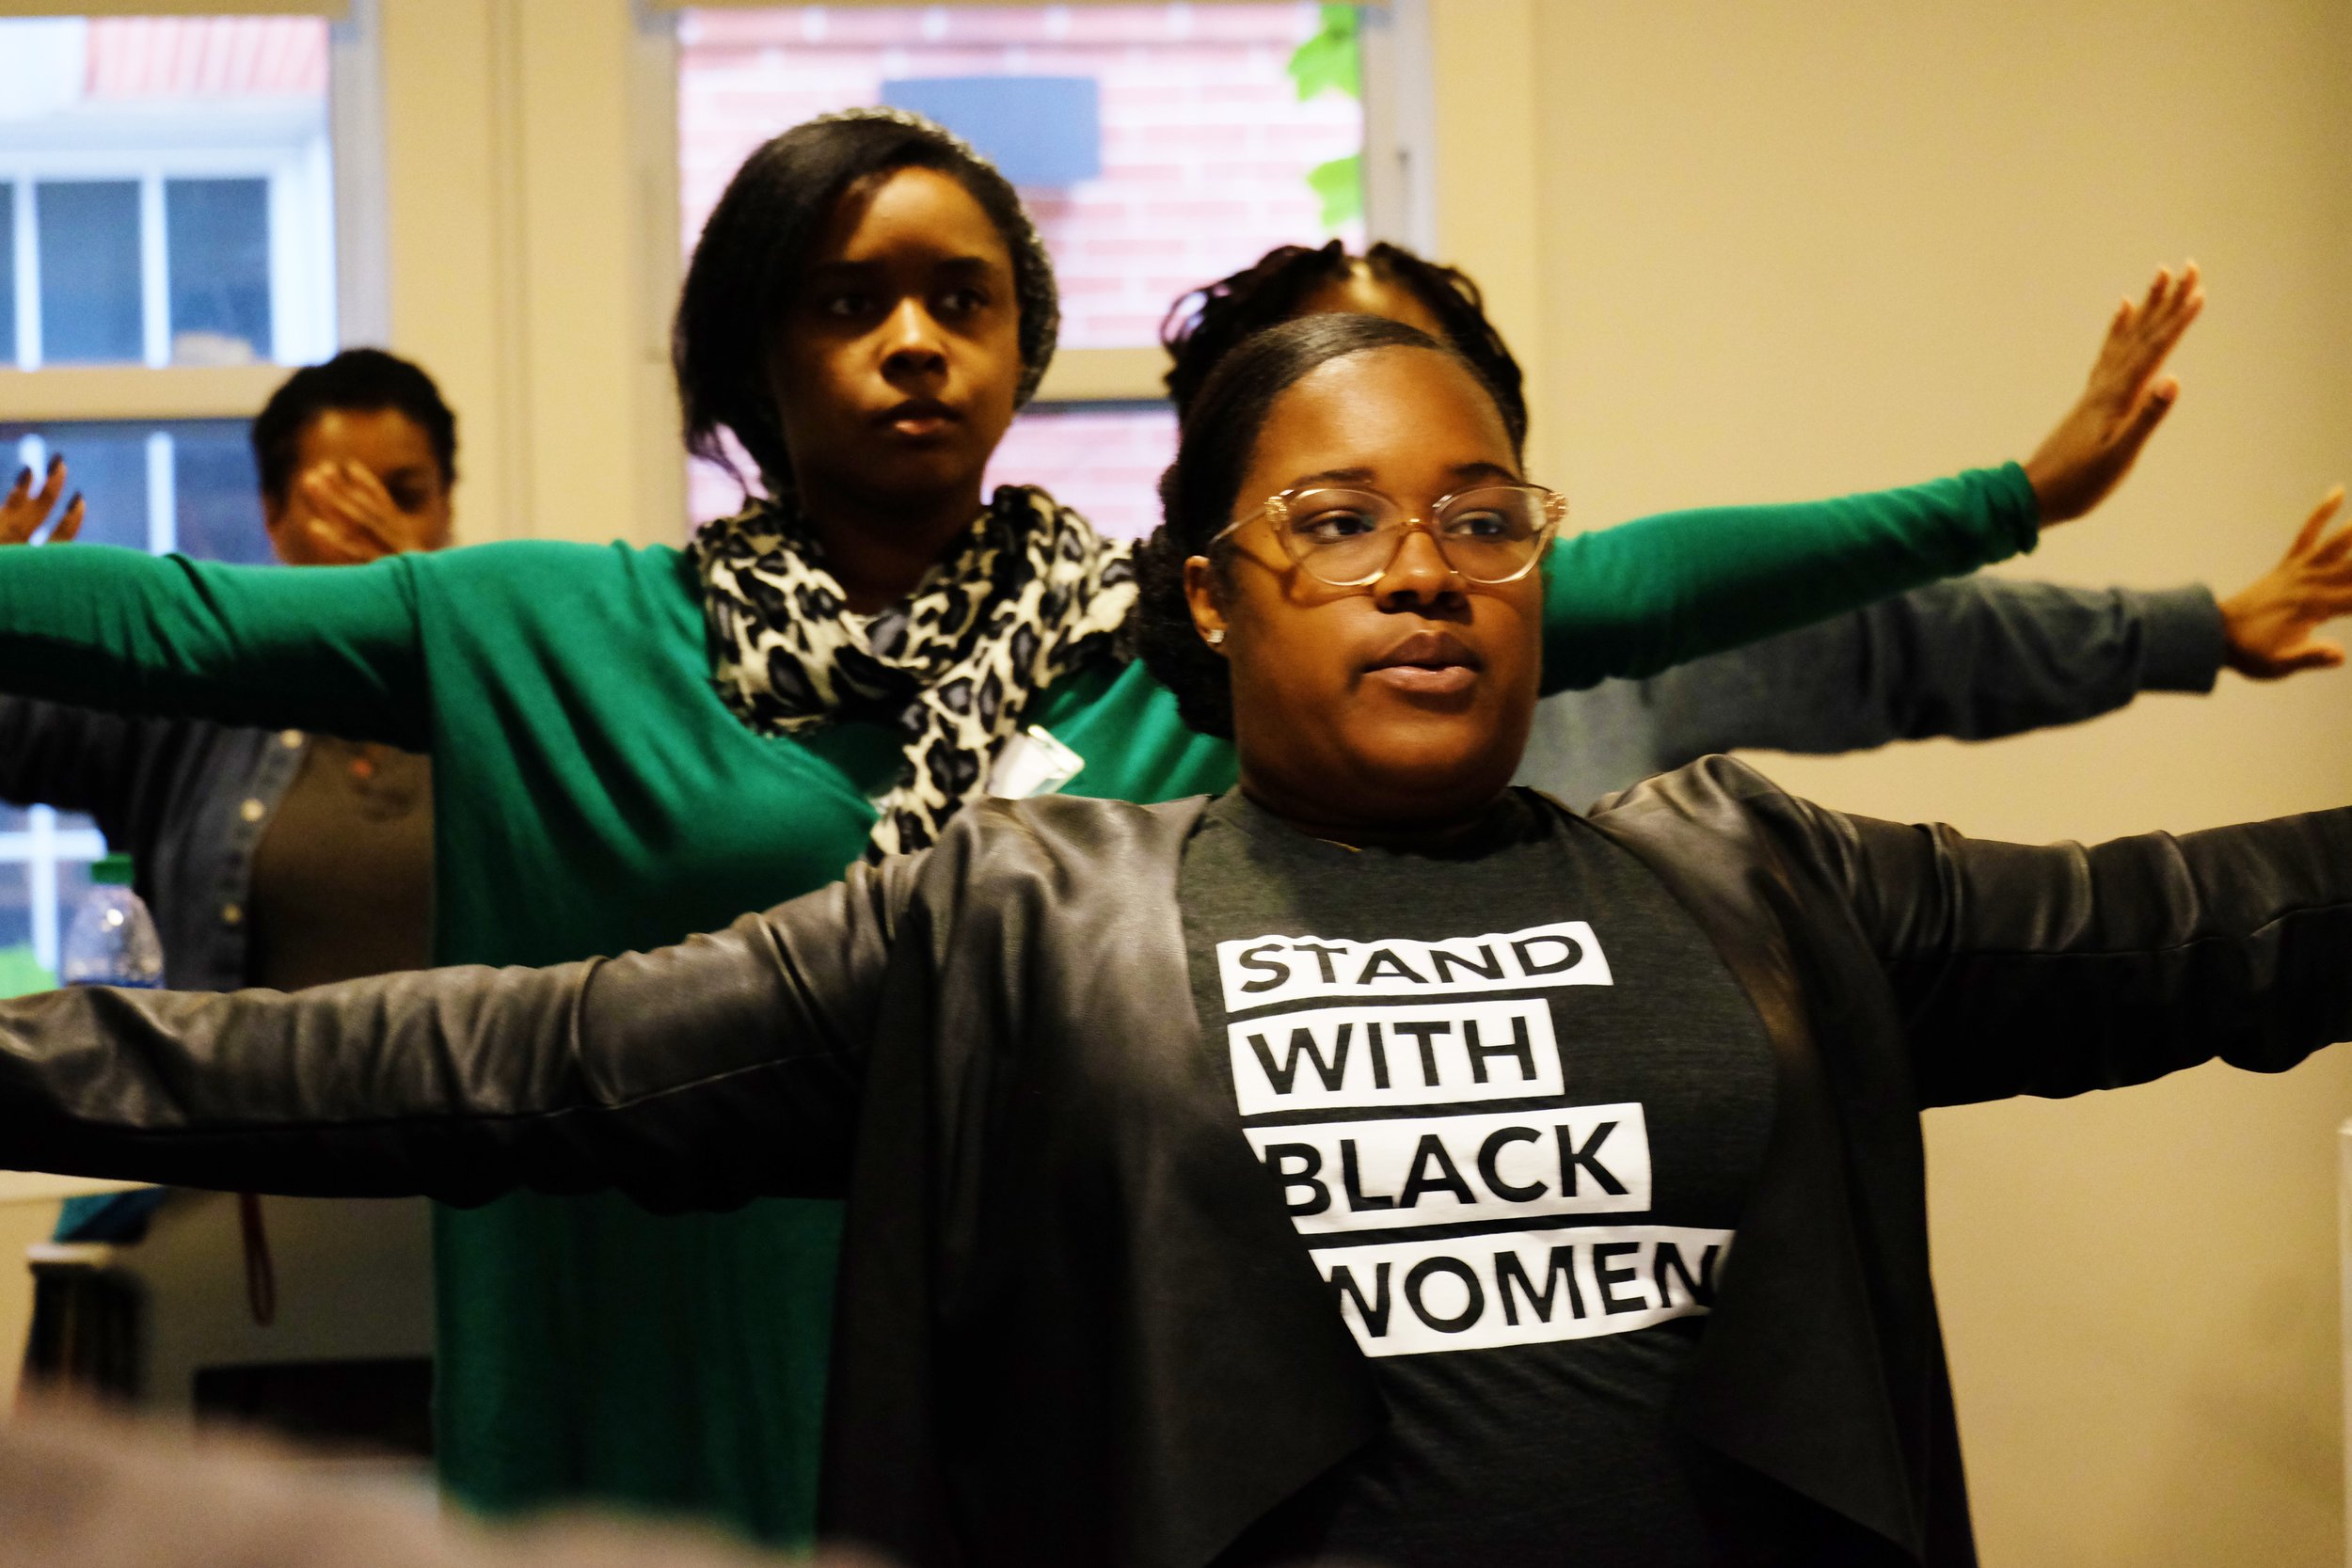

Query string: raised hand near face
[2024,263,2204,525]
[1,456,84,546]
[287,459,410,565]
[2219,486,2352,679]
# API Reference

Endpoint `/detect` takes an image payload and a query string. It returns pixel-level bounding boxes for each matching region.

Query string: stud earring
[1204,629,1225,645]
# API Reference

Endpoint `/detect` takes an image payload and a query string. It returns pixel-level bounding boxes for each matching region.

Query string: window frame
[0,1,384,980]
[5,144,338,372]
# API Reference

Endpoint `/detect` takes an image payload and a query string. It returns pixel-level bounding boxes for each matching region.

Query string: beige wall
[1468,2,2352,1562]
[375,0,679,549]
[0,1198,59,1407]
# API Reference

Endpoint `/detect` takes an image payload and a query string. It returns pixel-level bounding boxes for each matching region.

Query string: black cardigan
[3,757,2348,1568]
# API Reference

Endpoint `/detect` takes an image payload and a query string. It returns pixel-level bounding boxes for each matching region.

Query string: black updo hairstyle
[250,348,457,505]
[1136,312,1522,739]
[674,109,1061,499]
[1159,239,1528,450]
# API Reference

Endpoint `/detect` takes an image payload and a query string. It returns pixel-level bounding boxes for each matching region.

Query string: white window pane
[677,4,1365,351]
[36,180,143,364]
[167,419,273,562]
[0,814,100,986]
[1,15,335,368]
[0,861,34,968]
[167,176,272,364]
[0,184,15,366]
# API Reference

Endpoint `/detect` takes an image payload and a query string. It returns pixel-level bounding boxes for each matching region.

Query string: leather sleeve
[0,856,916,1210]
[1784,793,2352,1106]
[0,695,143,823]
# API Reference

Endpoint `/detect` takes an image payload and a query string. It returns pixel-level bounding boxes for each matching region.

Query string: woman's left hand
[2022,263,2204,526]
[2219,485,2352,679]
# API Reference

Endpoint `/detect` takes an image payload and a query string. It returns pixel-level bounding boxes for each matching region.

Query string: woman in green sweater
[0,109,2196,1543]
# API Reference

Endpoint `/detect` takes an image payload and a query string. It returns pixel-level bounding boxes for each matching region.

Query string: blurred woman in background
[0,348,452,1281]
[0,346,453,997]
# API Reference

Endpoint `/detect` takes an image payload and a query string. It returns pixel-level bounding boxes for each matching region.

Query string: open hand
[2218,486,2352,679]
[289,459,406,564]
[2023,264,2204,525]
[2,456,84,546]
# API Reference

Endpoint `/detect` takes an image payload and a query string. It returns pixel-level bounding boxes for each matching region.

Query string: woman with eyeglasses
[5,313,2346,1568]
[1162,241,2352,810]
[0,111,2218,1544]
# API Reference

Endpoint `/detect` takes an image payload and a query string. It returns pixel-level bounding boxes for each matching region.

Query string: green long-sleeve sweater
[0,467,2036,1542]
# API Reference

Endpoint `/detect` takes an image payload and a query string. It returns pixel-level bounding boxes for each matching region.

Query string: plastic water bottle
[59,852,163,990]
[55,851,167,1243]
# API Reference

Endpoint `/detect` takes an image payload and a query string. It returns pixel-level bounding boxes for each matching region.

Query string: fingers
[2268,638,2346,677]
[298,462,396,533]
[28,452,68,517]
[2283,484,2347,560]
[339,459,398,510]
[2122,375,2181,445]
[2307,491,2352,575]
[2,457,72,545]
[291,464,397,564]
[2122,264,2202,368]
[50,493,84,544]
[2080,264,2202,429]
[301,515,376,565]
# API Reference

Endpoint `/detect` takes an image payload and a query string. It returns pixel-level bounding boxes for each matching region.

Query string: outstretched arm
[0,450,434,740]
[0,544,428,745]
[1777,791,2352,1106]
[0,696,157,827]
[0,858,914,1211]
[1616,576,2223,770]
[1539,265,2205,692]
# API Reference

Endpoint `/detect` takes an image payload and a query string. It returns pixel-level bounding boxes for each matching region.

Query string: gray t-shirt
[1182,788,1806,1566]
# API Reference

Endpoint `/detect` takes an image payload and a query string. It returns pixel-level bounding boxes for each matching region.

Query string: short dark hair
[1159,239,1528,450]
[673,109,1060,499]
[1135,312,1517,738]
[249,348,457,505]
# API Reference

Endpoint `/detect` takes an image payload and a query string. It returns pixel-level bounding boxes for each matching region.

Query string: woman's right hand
[288,460,406,565]
[2,457,84,546]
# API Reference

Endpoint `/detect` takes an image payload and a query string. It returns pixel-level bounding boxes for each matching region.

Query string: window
[673,3,1376,540]
[0,9,358,988]
[0,15,337,370]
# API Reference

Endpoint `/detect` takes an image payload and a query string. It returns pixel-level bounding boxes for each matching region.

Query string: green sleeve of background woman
[1536,463,2041,694]
[0,546,429,747]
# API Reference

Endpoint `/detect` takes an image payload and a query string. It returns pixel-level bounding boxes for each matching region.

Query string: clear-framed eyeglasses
[1209,482,1568,589]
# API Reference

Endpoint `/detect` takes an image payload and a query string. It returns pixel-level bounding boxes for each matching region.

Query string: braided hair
[1136,313,1519,738]
[674,108,1060,499]
[1159,239,1528,450]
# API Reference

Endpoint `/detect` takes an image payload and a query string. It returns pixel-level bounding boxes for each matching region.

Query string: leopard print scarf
[694,485,1136,858]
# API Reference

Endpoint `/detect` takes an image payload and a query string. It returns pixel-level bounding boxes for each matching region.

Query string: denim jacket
[0,700,311,991]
